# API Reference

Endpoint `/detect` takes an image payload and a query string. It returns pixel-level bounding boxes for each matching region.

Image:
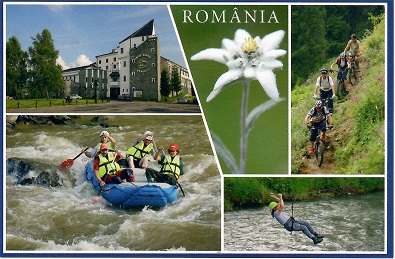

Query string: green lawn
[6,98,107,109]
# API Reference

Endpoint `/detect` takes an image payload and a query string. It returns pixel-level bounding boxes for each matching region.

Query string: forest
[291,5,385,87]
[224,177,384,211]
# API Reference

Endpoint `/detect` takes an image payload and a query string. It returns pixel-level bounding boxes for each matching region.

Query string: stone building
[63,19,191,101]
[62,64,107,99]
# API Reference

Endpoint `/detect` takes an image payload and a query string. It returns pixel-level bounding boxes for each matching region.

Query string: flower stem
[240,81,250,174]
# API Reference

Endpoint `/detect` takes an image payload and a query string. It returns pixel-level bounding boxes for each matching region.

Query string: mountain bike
[330,69,347,100]
[310,126,328,167]
[348,55,358,85]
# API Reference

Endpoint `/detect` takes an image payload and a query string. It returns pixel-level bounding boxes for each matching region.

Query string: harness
[284,194,295,234]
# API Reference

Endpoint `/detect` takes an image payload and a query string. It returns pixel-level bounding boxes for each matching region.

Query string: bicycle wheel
[348,67,357,85]
[315,140,324,167]
[336,80,344,100]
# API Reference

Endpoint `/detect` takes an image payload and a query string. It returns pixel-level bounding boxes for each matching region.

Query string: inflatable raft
[85,162,179,208]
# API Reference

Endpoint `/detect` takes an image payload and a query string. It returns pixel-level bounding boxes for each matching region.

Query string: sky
[5,3,186,69]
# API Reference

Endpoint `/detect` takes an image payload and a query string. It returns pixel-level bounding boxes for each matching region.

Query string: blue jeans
[320,89,333,114]
[292,220,319,240]
[310,120,327,142]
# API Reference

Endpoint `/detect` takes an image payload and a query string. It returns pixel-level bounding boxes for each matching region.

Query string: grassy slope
[291,14,385,174]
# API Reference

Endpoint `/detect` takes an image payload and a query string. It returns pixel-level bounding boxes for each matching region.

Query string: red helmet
[100,143,108,150]
[168,144,178,151]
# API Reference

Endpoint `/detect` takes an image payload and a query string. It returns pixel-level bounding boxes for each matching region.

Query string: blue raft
[85,162,179,208]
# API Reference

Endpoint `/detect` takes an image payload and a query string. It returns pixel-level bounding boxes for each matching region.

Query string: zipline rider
[269,193,324,244]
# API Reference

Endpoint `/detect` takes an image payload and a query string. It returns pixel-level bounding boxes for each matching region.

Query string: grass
[6,98,107,110]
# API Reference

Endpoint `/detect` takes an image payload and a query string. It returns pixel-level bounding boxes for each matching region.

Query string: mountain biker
[330,52,351,93]
[305,100,334,155]
[344,34,362,70]
[314,68,335,114]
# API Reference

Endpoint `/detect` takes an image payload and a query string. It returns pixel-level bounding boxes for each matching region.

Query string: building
[62,63,108,99]
[62,19,191,101]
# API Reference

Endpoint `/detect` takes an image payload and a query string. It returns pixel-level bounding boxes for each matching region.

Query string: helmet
[320,68,328,74]
[314,100,323,108]
[340,52,346,58]
[269,202,278,211]
[169,144,179,151]
[100,143,108,150]
[100,131,109,137]
[144,131,153,140]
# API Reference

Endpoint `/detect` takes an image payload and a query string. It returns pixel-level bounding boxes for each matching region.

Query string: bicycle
[310,126,329,167]
[348,55,358,85]
[330,69,347,100]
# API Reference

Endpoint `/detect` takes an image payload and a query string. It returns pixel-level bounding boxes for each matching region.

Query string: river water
[5,115,221,252]
[224,191,385,253]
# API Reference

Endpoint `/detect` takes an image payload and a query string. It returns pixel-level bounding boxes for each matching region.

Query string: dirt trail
[297,61,366,174]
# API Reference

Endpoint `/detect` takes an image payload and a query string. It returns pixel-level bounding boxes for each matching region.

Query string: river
[5,115,221,252]
[224,191,385,253]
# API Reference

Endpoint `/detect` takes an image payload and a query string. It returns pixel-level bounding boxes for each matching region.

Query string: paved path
[6,100,201,114]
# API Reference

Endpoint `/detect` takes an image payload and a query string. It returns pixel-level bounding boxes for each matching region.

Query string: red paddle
[60,147,89,168]
[60,138,99,169]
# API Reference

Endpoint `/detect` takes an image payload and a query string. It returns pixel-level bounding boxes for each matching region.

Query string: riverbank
[6,100,201,114]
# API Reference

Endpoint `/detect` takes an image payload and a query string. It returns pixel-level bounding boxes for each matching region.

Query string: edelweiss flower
[191,29,286,102]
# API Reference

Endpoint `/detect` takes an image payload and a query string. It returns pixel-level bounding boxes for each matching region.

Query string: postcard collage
[3,2,392,258]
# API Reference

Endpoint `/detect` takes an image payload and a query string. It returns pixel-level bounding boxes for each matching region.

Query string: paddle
[60,138,99,169]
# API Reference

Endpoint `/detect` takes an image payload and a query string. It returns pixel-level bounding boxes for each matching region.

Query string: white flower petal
[264,49,287,59]
[191,48,228,64]
[234,29,252,47]
[256,70,280,101]
[244,67,256,79]
[261,60,284,69]
[222,38,239,53]
[207,69,243,102]
[259,30,285,52]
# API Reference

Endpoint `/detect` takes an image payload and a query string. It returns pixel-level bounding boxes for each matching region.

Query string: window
[151,48,155,52]
[124,76,127,82]
[132,59,135,63]
[152,63,156,68]
[99,60,102,64]
[124,61,127,67]
[106,59,108,63]
[113,57,116,62]
[142,36,145,41]
[152,78,156,83]
[121,48,124,54]
[132,72,135,76]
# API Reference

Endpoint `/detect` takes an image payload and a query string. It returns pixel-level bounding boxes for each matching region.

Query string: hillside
[291,14,385,174]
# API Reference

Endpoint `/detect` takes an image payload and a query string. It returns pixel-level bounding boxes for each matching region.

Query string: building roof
[119,19,155,44]
[62,63,100,72]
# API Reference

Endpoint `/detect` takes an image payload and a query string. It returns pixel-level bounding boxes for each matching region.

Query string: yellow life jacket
[160,155,181,179]
[98,153,120,178]
[126,141,153,159]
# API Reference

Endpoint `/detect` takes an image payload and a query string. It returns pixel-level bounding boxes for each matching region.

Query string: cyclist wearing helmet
[305,100,333,155]
[314,68,335,114]
[269,193,324,244]
[330,52,350,92]
[344,34,362,70]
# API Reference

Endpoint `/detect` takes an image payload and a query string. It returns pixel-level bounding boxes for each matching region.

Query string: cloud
[57,54,94,70]
[71,54,93,67]
[56,56,69,70]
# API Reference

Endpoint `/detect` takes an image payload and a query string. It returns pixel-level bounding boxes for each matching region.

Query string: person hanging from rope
[269,193,324,244]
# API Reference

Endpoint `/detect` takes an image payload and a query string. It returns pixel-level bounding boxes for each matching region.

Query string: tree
[6,36,28,99]
[170,67,182,96]
[160,69,171,97]
[28,29,63,99]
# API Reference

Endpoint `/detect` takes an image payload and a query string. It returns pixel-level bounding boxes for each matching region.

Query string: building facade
[62,64,108,99]
[63,19,191,101]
